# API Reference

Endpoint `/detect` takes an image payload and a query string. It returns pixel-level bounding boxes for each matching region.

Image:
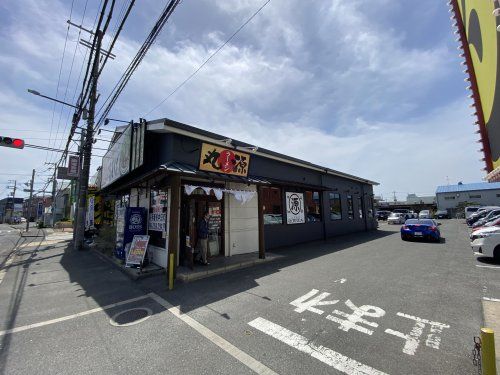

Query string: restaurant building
[99,118,378,270]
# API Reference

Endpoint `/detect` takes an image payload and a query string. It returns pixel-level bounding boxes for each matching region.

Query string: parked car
[393,209,417,220]
[470,226,500,241]
[465,206,482,219]
[435,210,449,219]
[467,207,500,226]
[472,210,500,229]
[418,210,431,219]
[376,210,391,220]
[473,217,500,233]
[400,219,441,242]
[388,212,405,225]
[20,217,27,223]
[471,232,500,259]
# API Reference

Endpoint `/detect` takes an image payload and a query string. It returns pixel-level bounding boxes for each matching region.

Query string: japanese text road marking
[0,295,150,337]
[248,317,388,375]
[149,293,278,375]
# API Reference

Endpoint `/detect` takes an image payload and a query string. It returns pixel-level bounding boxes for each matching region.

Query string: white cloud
[0,0,485,201]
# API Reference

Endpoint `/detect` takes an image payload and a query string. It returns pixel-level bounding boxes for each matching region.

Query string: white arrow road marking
[248,317,388,375]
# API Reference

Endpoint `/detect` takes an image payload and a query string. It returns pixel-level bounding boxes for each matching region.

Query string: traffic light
[0,136,25,149]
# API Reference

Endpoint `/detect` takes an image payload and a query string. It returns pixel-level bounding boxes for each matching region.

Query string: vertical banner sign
[67,155,80,177]
[37,201,43,219]
[286,192,305,224]
[86,195,95,229]
[199,143,250,176]
[126,235,150,266]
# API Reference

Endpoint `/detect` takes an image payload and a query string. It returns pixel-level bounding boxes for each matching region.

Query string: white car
[387,213,405,225]
[418,210,431,219]
[470,226,500,241]
[472,232,500,259]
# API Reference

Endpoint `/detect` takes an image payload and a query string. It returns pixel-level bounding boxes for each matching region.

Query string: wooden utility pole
[75,30,102,251]
[257,185,265,259]
[168,175,181,279]
[25,169,35,232]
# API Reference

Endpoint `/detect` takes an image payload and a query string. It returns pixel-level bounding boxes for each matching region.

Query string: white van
[465,206,482,219]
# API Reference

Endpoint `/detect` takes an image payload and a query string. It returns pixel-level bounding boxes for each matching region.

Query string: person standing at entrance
[197,212,210,265]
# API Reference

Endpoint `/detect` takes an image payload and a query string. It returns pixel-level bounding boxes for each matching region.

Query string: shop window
[469,194,481,199]
[357,196,364,219]
[262,186,283,225]
[329,193,342,220]
[444,196,455,200]
[148,189,169,248]
[368,197,374,218]
[347,195,354,219]
[305,191,321,222]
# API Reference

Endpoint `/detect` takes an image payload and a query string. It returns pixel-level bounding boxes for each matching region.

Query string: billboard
[199,143,250,177]
[452,0,500,173]
[101,125,132,189]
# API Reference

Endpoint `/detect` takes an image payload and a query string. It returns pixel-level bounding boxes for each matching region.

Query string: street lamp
[27,88,79,109]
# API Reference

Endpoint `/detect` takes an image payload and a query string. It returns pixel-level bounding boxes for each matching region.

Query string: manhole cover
[110,307,153,327]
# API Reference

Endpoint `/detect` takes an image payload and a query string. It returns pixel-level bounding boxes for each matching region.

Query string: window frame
[347,195,354,219]
[304,190,322,223]
[329,192,342,221]
[262,186,284,225]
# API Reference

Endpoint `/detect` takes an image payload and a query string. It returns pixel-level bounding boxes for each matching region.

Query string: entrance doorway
[180,188,224,267]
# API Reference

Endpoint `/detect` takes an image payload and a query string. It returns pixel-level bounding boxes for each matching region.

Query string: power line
[46,0,76,164]
[143,0,271,117]
[51,0,90,164]
[94,0,181,132]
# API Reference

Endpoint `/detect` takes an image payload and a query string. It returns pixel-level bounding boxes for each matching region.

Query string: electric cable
[143,0,271,117]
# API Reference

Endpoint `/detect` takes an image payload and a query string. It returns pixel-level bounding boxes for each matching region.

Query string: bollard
[481,328,497,375]
[168,253,174,290]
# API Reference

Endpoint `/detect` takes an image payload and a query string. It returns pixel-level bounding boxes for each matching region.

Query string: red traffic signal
[0,136,25,149]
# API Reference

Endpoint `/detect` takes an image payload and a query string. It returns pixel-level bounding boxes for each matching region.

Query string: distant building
[0,197,24,223]
[406,194,436,205]
[436,182,500,213]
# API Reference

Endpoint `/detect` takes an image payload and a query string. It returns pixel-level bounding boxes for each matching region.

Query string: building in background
[0,197,24,223]
[449,1,500,181]
[436,182,500,214]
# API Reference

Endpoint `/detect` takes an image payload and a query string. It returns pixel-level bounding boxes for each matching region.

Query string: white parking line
[0,252,17,285]
[0,295,150,337]
[476,265,500,269]
[248,317,388,375]
[149,293,278,375]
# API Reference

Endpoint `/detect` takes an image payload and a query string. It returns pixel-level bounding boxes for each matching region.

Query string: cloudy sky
[0,0,484,201]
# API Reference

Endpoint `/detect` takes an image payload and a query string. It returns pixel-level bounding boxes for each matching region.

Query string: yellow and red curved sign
[453,0,500,174]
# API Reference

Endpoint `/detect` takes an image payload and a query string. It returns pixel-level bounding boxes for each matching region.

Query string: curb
[90,248,164,281]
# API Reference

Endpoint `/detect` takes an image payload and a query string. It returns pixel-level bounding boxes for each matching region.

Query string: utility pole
[45,162,57,226]
[73,129,85,242]
[26,169,35,232]
[75,30,102,251]
[7,180,17,223]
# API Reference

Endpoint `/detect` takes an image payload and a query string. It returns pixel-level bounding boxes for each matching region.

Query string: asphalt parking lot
[0,219,498,374]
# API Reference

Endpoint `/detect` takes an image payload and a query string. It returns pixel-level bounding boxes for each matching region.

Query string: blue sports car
[400,219,441,242]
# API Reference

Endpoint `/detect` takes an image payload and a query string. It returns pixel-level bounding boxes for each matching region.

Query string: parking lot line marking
[148,293,278,375]
[483,297,500,302]
[0,295,150,337]
[476,265,500,269]
[248,317,388,375]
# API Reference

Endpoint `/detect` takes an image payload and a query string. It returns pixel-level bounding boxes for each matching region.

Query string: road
[0,220,495,374]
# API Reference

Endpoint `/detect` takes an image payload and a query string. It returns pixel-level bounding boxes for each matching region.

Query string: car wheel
[494,246,500,261]
[401,234,406,241]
